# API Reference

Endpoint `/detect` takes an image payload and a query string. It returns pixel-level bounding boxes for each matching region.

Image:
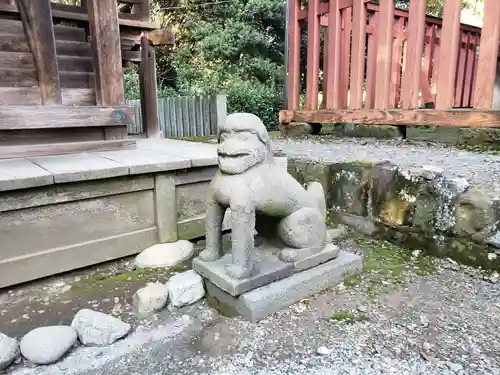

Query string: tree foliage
[153,0,286,128]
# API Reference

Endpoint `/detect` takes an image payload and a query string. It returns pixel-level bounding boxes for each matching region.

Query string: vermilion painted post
[350,0,367,109]
[430,28,440,99]
[390,18,404,107]
[340,7,352,108]
[455,32,469,107]
[287,0,301,110]
[305,0,321,110]
[474,0,500,109]
[463,34,478,107]
[422,25,436,90]
[435,0,461,109]
[374,0,394,109]
[401,0,426,109]
[324,0,342,109]
[366,12,378,109]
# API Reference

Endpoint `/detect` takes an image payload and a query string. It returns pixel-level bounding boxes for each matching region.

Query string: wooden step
[0,139,136,159]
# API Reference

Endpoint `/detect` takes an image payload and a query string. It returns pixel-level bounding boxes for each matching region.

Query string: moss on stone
[329,310,369,323]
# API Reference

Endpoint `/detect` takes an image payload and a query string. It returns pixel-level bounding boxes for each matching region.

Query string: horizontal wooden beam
[279,109,500,127]
[147,28,175,46]
[0,139,136,159]
[0,105,134,130]
[0,3,160,30]
[0,87,96,105]
[0,68,94,88]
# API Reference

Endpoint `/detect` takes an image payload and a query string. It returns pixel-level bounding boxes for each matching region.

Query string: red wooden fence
[280,0,500,129]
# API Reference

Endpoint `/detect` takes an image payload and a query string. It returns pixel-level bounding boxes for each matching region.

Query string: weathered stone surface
[327,225,349,243]
[134,240,195,269]
[205,251,363,322]
[0,332,19,370]
[200,113,330,282]
[455,188,500,242]
[429,175,469,232]
[165,270,205,307]
[20,326,77,365]
[194,250,294,296]
[294,243,340,271]
[133,282,169,314]
[71,309,131,346]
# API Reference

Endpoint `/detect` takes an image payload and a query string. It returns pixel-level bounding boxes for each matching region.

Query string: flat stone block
[138,139,218,167]
[205,251,362,322]
[294,243,340,271]
[193,251,294,297]
[0,158,54,192]
[98,149,191,175]
[29,153,129,183]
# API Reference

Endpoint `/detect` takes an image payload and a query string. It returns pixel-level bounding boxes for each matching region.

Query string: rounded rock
[133,282,169,314]
[71,309,131,346]
[20,326,77,365]
[0,332,20,370]
[316,346,331,356]
[134,240,194,269]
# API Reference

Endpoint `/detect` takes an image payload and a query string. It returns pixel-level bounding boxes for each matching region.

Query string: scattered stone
[423,342,433,351]
[133,282,169,314]
[165,270,205,308]
[0,332,19,370]
[316,346,331,356]
[489,272,499,283]
[357,305,368,313]
[71,309,131,346]
[488,252,498,261]
[327,225,349,243]
[20,326,77,365]
[134,240,195,269]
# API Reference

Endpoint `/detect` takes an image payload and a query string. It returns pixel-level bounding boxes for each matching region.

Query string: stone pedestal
[193,248,363,322]
[203,251,362,322]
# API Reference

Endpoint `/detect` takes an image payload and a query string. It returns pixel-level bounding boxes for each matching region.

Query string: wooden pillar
[305,0,321,110]
[474,0,500,109]
[401,0,426,109]
[287,0,301,110]
[324,0,342,109]
[350,0,366,109]
[16,0,62,105]
[374,0,394,109]
[87,0,127,140]
[139,36,160,138]
[435,0,462,109]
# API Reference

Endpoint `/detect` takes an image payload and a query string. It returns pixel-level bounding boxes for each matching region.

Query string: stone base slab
[294,243,340,271]
[205,251,363,322]
[193,250,294,296]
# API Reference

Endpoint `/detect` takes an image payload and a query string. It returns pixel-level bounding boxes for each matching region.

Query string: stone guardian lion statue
[199,113,328,279]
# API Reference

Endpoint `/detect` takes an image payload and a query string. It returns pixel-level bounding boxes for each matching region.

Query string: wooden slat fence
[126,94,227,137]
[280,0,500,130]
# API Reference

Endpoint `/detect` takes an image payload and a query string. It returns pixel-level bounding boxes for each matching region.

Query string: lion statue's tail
[306,181,327,220]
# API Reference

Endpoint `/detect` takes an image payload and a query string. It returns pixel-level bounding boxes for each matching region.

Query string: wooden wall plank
[421,24,436,103]
[0,106,134,130]
[0,52,92,72]
[401,0,426,109]
[305,0,321,110]
[324,0,342,109]
[0,87,96,105]
[0,19,87,41]
[0,128,104,146]
[474,0,500,109]
[16,0,62,104]
[87,0,127,140]
[435,0,462,109]
[350,0,366,109]
[374,0,394,109]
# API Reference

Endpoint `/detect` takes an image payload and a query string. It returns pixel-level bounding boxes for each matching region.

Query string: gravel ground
[274,137,500,193]
[9,237,500,375]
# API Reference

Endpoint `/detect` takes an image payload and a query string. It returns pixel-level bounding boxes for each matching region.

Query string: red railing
[284,0,500,125]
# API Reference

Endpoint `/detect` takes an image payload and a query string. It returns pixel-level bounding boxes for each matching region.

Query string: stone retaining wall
[288,159,500,270]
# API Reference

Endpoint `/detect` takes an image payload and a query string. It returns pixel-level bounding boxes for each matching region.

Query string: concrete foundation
[205,251,363,322]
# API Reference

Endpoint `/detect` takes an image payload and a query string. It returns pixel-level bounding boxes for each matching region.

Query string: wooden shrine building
[0,0,173,158]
